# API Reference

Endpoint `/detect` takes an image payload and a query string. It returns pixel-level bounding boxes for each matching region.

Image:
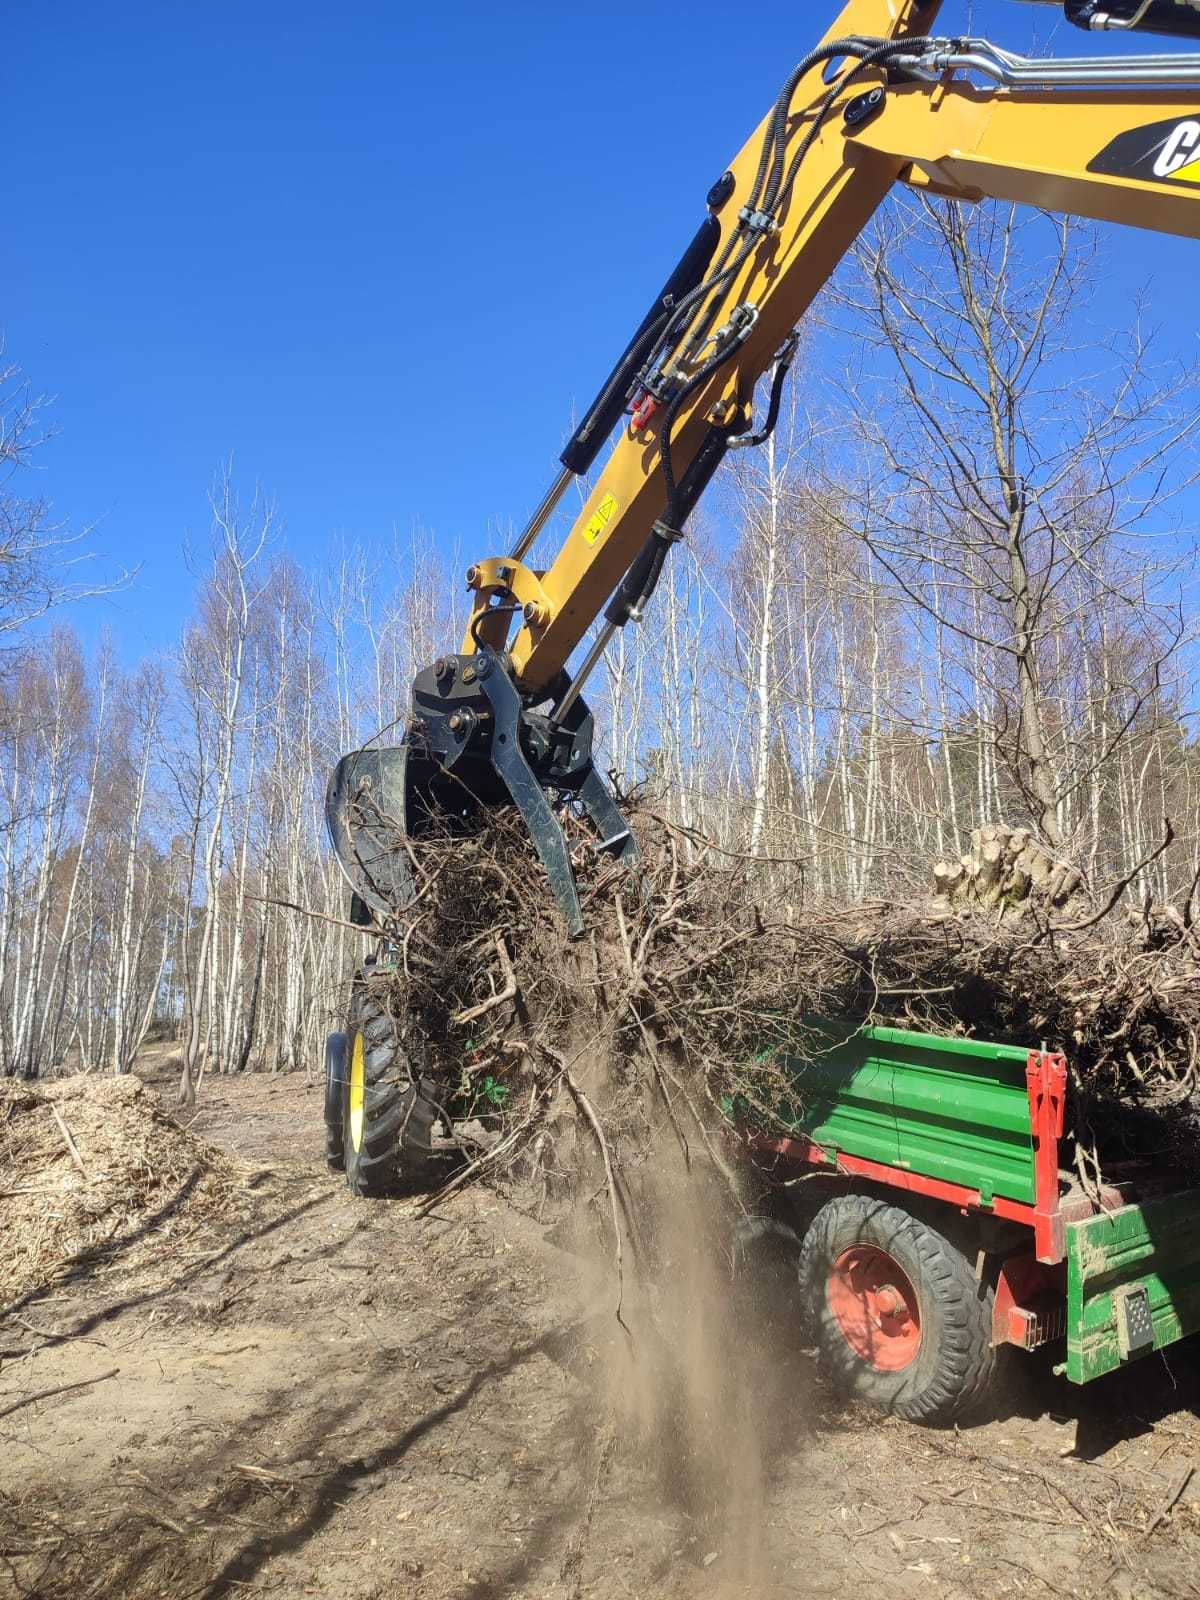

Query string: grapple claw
[325,648,638,935]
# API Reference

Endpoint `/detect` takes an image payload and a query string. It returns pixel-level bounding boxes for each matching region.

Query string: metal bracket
[328,647,639,939]
[575,766,638,866]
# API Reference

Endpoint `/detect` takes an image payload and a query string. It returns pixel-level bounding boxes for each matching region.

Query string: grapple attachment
[325,743,420,926]
[325,647,638,938]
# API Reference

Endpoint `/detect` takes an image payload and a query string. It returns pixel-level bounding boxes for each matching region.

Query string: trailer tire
[799,1193,998,1425]
[341,984,441,1198]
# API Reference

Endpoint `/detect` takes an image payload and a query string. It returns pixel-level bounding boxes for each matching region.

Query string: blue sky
[5,1,1198,661]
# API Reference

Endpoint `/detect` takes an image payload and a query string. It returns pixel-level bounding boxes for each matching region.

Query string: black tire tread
[343,984,440,1198]
[323,1032,347,1171]
[799,1193,998,1426]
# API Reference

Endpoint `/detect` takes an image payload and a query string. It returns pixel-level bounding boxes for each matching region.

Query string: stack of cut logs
[931,823,1086,918]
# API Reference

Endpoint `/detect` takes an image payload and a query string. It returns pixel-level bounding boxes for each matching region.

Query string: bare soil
[2,1064,1199,1600]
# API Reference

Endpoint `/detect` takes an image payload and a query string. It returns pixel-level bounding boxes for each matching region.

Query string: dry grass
[0,1074,242,1307]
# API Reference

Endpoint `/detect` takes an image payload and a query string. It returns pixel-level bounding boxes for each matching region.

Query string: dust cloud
[563,1140,809,1592]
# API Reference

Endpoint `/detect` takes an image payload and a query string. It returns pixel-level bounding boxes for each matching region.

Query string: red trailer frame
[745,1050,1120,1352]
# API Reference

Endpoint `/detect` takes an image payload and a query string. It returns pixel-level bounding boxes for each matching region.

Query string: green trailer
[738,1024,1200,1424]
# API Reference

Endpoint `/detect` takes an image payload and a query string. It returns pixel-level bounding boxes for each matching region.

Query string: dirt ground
[2,1065,1199,1600]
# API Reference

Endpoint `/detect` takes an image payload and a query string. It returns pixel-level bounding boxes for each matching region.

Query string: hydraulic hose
[640,37,940,400]
[597,35,948,635]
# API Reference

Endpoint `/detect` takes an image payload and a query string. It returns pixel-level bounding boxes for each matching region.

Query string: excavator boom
[329,0,1200,936]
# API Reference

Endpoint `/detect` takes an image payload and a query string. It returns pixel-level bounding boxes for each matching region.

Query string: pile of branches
[366,803,1200,1192]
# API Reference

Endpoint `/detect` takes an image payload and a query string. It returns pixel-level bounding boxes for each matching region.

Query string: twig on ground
[0,1367,119,1420]
[1143,1463,1195,1541]
[49,1107,85,1175]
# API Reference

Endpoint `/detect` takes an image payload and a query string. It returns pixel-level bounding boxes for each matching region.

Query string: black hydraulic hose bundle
[604,346,740,629]
[601,35,943,630]
[638,35,939,392]
[728,333,799,452]
[557,41,877,489]
[558,214,723,477]
[636,35,941,503]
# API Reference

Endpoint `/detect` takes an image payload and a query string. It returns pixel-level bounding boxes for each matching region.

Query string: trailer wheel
[341,984,441,1198]
[799,1193,998,1425]
[323,1031,347,1171]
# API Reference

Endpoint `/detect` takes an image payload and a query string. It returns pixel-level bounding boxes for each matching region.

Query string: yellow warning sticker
[582,492,619,546]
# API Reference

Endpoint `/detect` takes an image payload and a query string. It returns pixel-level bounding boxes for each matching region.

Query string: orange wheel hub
[827,1244,922,1371]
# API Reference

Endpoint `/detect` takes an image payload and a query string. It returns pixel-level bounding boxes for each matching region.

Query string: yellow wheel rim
[349,1031,365,1152]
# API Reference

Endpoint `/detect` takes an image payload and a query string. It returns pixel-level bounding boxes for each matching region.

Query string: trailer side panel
[1066,1188,1200,1383]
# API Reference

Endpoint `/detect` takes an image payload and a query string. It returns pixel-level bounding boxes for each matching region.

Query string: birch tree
[175,475,272,1104]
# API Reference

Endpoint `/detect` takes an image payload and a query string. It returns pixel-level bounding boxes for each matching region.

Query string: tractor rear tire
[341,983,441,1198]
[324,1032,347,1171]
[799,1193,999,1425]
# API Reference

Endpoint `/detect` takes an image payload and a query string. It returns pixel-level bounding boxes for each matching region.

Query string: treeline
[2,197,1198,1091]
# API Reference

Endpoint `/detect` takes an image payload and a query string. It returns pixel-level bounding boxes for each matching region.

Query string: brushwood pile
[361,804,1200,1183]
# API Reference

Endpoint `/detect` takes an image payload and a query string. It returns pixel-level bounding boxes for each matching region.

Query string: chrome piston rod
[510,466,573,562]
[548,621,617,727]
[893,36,1200,86]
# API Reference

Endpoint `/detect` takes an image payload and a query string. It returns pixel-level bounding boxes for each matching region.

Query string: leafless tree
[174,472,272,1105]
[0,354,131,659]
[827,195,1198,858]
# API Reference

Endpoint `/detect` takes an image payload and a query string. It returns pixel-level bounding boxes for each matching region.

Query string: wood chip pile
[0,1075,240,1306]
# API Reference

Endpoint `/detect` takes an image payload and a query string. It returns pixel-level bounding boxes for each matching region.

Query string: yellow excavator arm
[328,0,1200,936]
